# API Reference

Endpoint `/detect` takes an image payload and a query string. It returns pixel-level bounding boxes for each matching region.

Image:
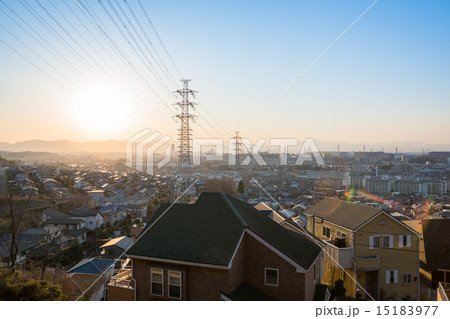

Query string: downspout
[417,235,420,300]
[352,230,358,298]
[312,215,315,239]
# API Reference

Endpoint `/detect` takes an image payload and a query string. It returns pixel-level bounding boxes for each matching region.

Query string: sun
[72,87,133,138]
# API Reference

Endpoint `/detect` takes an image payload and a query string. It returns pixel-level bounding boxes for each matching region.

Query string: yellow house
[304,198,419,300]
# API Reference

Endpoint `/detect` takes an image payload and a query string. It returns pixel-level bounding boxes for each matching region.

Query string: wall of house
[306,216,356,298]
[103,246,125,259]
[131,232,316,301]
[356,213,419,300]
[132,258,230,301]
[243,233,309,300]
[108,285,134,301]
[306,216,353,247]
[323,262,357,298]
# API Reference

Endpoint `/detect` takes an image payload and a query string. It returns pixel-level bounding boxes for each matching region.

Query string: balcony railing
[324,240,353,269]
[437,282,450,301]
[108,269,134,289]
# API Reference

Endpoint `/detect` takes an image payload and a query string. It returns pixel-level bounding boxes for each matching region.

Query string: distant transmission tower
[231,131,243,169]
[173,79,197,184]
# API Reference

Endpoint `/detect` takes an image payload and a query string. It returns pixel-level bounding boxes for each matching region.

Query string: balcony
[437,282,450,301]
[107,269,135,301]
[324,240,353,269]
[354,256,380,271]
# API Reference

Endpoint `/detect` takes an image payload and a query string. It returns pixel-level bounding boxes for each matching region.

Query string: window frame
[370,234,393,249]
[386,270,398,284]
[264,268,279,287]
[399,234,411,248]
[322,226,331,239]
[168,270,182,300]
[403,273,412,285]
[150,268,164,297]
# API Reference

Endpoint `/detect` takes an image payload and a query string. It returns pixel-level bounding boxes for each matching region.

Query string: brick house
[108,192,323,301]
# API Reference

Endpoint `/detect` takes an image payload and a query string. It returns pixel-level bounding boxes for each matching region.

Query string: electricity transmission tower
[231,131,244,170]
[173,79,197,186]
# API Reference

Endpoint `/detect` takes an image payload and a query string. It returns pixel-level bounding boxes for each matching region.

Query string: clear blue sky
[0,0,449,146]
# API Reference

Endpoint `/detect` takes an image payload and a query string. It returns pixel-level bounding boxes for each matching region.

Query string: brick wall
[243,233,309,300]
[132,231,316,301]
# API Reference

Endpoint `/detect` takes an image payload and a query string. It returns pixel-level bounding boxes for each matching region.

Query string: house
[62,228,89,245]
[42,208,69,223]
[99,236,133,260]
[68,273,107,301]
[254,202,285,224]
[67,257,115,278]
[70,208,103,230]
[99,205,126,226]
[304,197,420,301]
[45,217,89,246]
[109,192,323,301]
[0,233,42,266]
[130,226,144,240]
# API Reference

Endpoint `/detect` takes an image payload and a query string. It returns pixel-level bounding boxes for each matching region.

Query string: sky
[0,0,449,147]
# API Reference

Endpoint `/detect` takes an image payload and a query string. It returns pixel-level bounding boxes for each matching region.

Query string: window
[337,231,347,240]
[399,235,411,248]
[386,270,398,284]
[403,273,412,284]
[370,235,381,249]
[383,236,390,248]
[151,268,163,296]
[370,235,393,249]
[322,226,331,239]
[168,271,181,299]
[265,268,279,286]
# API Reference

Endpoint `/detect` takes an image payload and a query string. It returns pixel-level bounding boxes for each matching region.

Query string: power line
[136,0,183,80]
[121,0,179,88]
[250,0,379,126]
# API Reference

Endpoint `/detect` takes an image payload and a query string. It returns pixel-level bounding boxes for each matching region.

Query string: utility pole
[173,79,197,193]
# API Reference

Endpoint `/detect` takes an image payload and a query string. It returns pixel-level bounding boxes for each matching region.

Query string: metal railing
[108,269,134,289]
[437,282,450,301]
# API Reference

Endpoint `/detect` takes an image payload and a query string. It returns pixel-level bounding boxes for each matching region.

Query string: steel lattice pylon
[173,79,197,181]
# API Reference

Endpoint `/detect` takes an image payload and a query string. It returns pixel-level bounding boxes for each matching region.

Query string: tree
[0,268,66,301]
[237,180,245,194]
[4,175,34,272]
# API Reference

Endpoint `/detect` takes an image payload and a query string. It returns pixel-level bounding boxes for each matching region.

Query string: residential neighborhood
[1,149,450,301]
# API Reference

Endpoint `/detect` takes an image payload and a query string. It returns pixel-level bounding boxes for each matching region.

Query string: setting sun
[71,88,133,138]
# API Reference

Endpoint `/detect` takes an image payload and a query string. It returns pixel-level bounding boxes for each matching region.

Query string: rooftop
[100,236,133,251]
[304,198,381,230]
[127,192,321,270]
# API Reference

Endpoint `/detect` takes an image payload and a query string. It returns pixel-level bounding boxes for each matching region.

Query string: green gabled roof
[127,192,321,269]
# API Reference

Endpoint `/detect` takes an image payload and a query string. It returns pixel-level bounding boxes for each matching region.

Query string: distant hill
[0,138,449,154]
[0,139,126,154]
